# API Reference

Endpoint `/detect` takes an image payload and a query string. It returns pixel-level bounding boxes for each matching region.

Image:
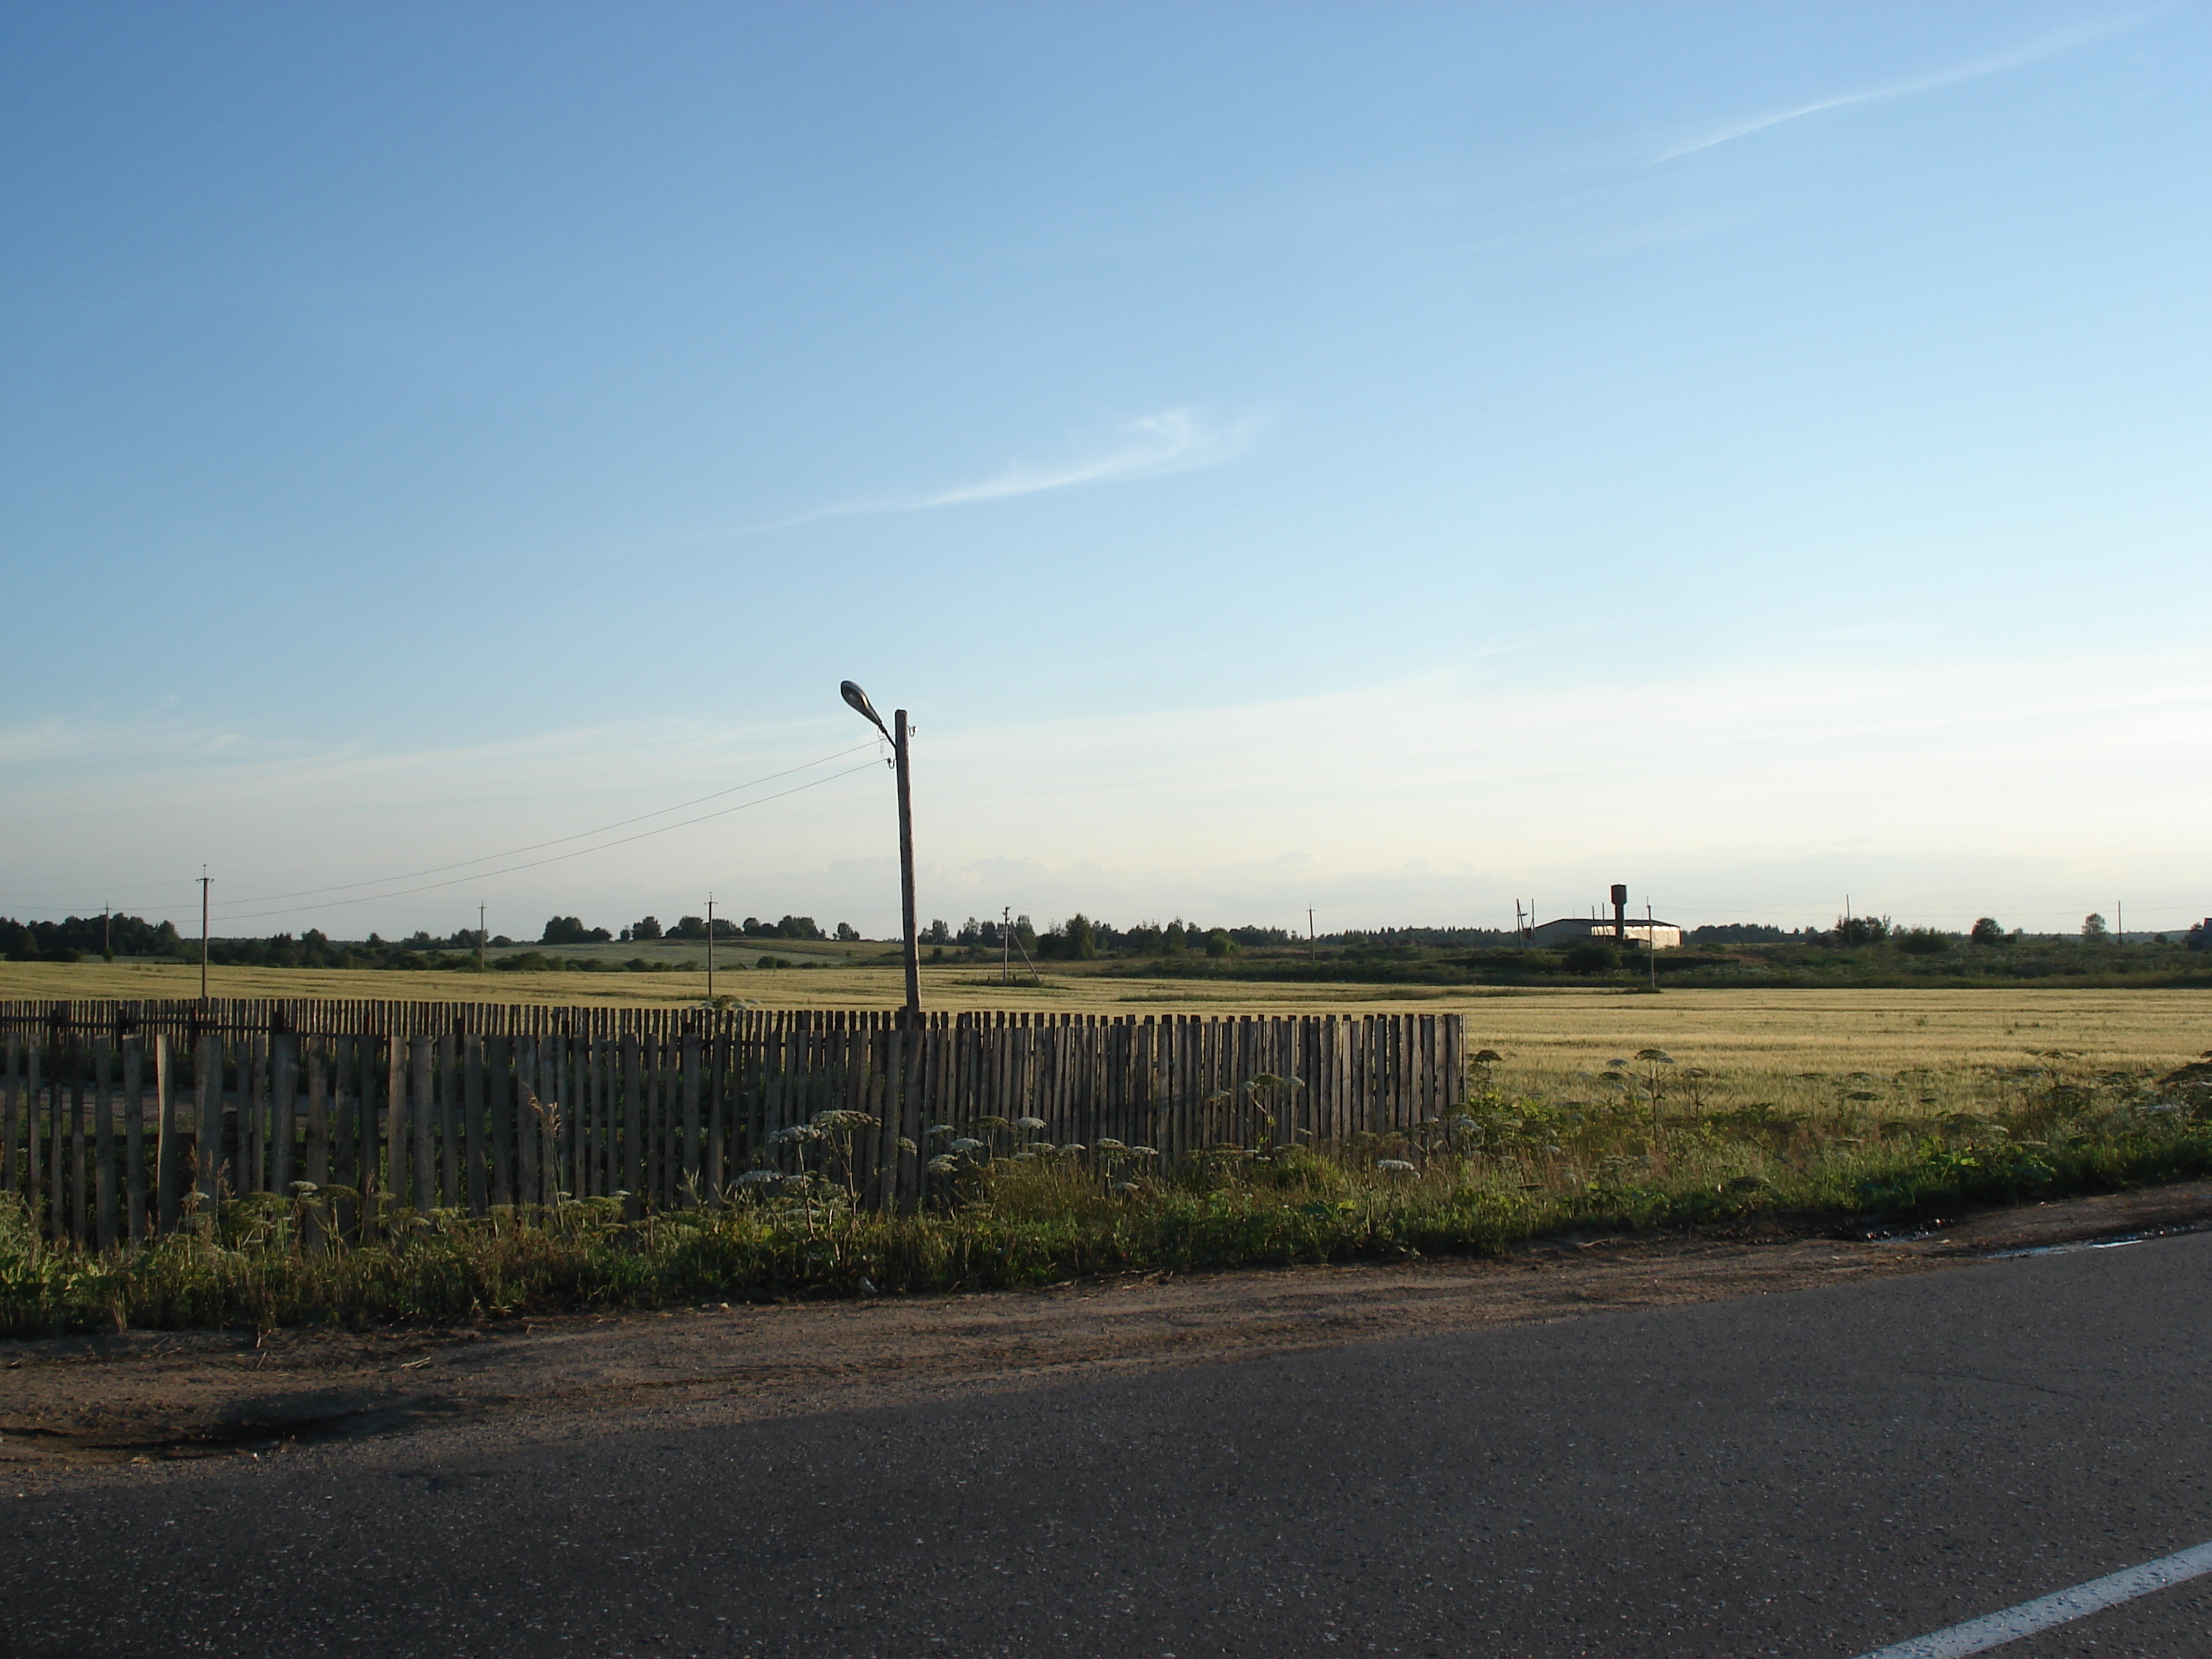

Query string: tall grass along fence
[0,999,1464,1246]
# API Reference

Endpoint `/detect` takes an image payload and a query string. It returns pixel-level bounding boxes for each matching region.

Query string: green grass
[6,1053,2210,1338]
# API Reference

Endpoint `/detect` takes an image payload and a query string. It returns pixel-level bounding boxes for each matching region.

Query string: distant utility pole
[199,870,211,1005]
[103,905,111,958]
[478,903,487,973]
[2116,901,2123,946]
[1648,903,1657,991]
[1308,908,1316,963]
[998,906,1041,985]
[706,895,716,1002]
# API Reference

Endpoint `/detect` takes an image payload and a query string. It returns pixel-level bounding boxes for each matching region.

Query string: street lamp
[840,680,921,1021]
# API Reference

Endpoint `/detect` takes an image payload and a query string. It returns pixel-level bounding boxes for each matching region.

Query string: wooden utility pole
[199,872,210,1004]
[706,894,716,1002]
[1001,909,1041,984]
[1308,907,1316,963]
[478,903,486,973]
[895,709,921,1021]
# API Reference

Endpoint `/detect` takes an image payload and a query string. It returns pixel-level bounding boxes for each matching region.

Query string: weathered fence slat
[93,1038,117,1250]
[122,1037,145,1242]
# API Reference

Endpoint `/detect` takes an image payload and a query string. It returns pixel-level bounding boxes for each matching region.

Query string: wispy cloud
[1651,13,2152,164]
[746,407,1262,533]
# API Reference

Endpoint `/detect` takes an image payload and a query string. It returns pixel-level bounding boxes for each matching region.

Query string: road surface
[6,1232,2211,1657]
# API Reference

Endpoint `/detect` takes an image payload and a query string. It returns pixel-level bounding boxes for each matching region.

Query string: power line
[0,741,885,920]
[209,740,881,911]
[214,760,882,925]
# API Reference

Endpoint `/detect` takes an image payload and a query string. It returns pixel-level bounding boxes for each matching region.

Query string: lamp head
[840,679,890,737]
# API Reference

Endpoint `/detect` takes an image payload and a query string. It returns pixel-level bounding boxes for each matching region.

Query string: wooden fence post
[154,1035,179,1233]
[384,1034,408,1224]
[622,1032,643,1221]
[193,1032,223,1224]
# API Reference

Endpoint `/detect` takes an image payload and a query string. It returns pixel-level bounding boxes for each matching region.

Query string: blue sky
[3,2,2207,941]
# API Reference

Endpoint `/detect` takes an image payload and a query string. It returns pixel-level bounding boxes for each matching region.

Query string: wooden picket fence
[0,999,1467,1245]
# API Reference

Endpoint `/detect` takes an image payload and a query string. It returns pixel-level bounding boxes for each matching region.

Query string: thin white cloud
[745,407,1261,533]
[1651,13,2152,164]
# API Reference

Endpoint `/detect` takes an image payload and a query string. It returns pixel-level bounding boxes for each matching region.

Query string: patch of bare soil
[7,1182,2210,1485]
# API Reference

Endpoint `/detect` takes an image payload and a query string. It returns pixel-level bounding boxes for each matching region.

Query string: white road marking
[1851,1539,2212,1658]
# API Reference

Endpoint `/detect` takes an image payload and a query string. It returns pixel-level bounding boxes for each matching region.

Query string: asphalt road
[7,1234,2212,1659]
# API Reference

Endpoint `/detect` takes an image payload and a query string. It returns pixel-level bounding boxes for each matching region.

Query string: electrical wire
[0,740,888,919]
[211,760,884,925]
[209,739,882,910]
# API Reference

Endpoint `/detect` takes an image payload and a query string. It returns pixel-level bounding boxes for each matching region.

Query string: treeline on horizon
[1095,910,2212,989]
[4,908,2206,984]
[0,912,853,974]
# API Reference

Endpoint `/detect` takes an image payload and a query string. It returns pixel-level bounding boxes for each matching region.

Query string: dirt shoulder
[7,1182,2210,1485]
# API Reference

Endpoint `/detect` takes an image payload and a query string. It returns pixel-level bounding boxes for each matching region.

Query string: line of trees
[9,906,2201,972]
[2,913,185,962]
[928,914,1295,961]
[563,914,846,945]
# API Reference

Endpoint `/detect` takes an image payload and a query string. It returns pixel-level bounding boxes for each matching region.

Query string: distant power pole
[1000,906,1041,985]
[199,871,211,1005]
[2117,901,2123,946]
[1308,907,1316,963]
[478,903,487,973]
[707,894,716,1002]
[103,905,111,958]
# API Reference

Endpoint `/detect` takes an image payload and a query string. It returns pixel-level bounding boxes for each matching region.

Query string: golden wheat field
[3,959,2202,1085]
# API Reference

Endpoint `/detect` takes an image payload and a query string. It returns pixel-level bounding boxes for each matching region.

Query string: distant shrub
[1563,941,1619,975]
[1970,917,2008,946]
[1896,928,1950,955]
[1688,923,1792,944]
